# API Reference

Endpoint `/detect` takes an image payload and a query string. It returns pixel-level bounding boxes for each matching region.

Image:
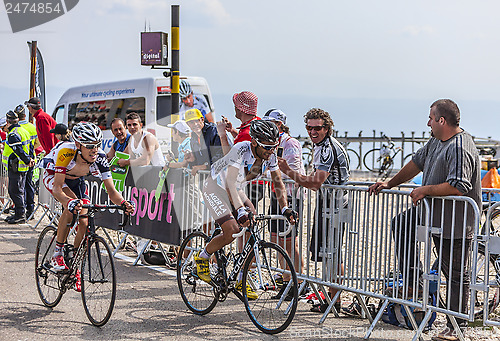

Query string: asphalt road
[0,218,434,341]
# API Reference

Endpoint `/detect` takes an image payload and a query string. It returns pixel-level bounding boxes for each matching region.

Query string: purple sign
[141,32,168,66]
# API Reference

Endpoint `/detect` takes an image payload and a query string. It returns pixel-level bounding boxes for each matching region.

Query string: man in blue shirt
[106,118,131,161]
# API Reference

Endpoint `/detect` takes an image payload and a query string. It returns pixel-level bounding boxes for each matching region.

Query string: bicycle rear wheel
[242,241,298,334]
[177,231,219,315]
[363,148,384,172]
[81,236,116,326]
[35,225,63,307]
[346,148,360,170]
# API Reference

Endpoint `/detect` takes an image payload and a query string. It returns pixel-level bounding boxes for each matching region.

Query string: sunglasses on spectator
[82,142,101,150]
[255,140,278,150]
[305,125,325,132]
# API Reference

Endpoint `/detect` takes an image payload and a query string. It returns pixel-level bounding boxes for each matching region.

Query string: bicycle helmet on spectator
[249,120,279,144]
[179,80,192,99]
[14,105,25,117]
[72,122,103,145]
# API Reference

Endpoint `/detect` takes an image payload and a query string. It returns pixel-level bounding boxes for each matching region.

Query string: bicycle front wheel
[177,231,219,315]
[81,236,116,326]
[363,148,384,172]
[35,225,63,307]
[242,241,298,334]
[346,148,360,170]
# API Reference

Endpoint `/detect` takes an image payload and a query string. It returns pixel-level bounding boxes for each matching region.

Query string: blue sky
[1,0,500,140]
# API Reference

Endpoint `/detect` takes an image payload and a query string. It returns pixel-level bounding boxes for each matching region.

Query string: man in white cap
[164,120,192,169]
[262,109,307,300]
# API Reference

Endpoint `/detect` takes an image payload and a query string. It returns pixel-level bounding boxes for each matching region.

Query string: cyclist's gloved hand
[121,200,135,214]
[282,207,299,225]
[67,199,82,214]
[236,206,250,227]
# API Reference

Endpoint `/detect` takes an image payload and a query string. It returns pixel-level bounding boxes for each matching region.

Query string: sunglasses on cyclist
[82,142,101,150]
[255,139,278,150]
[305,125,325,132]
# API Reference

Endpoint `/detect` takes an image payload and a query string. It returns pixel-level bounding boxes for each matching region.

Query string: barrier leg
[133,239,151,265]
[410,309,433,341]
[100,227,117,250]
[356,293,374,323]
[319,290,341,323]
[448,315,465,341]
[113,232,129,256]
[0,198,12,215]
[31,206,49,230]
[364,298,389,340]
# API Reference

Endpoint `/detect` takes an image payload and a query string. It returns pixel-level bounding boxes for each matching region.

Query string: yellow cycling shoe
[194,251,211,283]
[235,280,258,300]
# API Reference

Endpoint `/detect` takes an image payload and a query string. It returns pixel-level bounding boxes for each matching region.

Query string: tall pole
[29,40,37,99]
[171,5,180,121]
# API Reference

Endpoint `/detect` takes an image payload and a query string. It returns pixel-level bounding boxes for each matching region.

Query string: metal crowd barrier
[28,164,500,340]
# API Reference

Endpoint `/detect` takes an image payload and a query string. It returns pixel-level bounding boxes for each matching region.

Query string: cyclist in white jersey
[117,112,165,167]
[194,120,298,299]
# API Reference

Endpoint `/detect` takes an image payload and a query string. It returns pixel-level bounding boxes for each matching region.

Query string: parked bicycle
[177,214,299,334]
[363,135,415,180]
[35,203,128,326]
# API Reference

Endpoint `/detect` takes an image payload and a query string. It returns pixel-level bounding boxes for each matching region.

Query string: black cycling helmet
[72,122,103,145]
[6,110,18,121]
[249,120,279,144]
[14,105,25,117]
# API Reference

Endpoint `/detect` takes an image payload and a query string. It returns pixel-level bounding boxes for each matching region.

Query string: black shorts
[268,193,300,236]
[43,170,90,200]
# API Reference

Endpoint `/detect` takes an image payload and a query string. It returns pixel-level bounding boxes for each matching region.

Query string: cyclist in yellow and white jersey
[40,122,134,290]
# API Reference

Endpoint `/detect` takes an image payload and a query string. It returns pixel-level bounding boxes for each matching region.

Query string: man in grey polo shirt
[369,99,480,341]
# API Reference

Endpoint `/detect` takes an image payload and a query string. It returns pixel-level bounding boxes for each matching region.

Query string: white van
[51,76,215,152]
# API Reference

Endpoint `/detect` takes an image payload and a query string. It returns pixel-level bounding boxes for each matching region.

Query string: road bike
[363,136,414,180]
[35,203,128,326]
[177,214,299,334]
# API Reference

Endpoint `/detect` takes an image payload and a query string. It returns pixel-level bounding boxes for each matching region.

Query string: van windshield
[68,97,145,130]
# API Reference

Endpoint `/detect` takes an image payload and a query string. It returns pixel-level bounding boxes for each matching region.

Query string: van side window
[52,105,64,123]
[68,97,145,130]
[156,95,172,126]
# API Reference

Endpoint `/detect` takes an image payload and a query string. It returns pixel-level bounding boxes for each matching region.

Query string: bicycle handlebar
[231,213,295,238]
[67,204,130,229]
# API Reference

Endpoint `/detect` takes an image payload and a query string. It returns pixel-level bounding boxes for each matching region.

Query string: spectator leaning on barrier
[106,118,130,161]
[277,108,350,314]
[185,108,223,176]
[164,120,192,169]
[368,99,481,341]
[1,111,35,224]
[15,104,39,220]
[25,97,58,153]
[179,80,214,123]
[118,113,165,168]
[262,109,306,298]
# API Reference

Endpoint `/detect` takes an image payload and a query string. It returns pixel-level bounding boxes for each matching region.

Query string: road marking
[113,252,177,277]
[0,233,22,238]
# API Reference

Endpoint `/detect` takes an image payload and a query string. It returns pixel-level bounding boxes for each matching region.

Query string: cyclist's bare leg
[55,187,78,244]
[205,218,239,254]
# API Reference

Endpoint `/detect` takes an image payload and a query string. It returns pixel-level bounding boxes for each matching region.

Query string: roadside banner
[106,151,130,192]
[87,166,184,245]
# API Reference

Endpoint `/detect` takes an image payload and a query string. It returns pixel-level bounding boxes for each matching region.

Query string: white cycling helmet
[179,80,192,99]
[72,122,103,145]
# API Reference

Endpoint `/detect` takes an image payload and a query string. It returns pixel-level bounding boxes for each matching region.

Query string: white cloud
[194,0,233,25]
[402,25,434,36]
